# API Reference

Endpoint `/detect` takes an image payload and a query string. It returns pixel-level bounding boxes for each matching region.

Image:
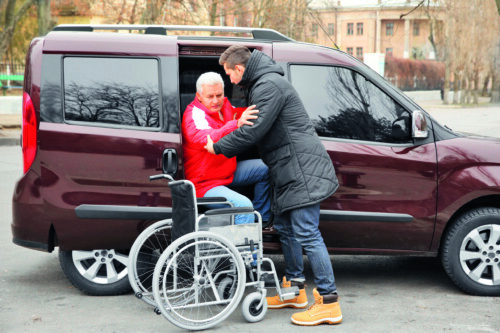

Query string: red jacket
[182,97,245,196]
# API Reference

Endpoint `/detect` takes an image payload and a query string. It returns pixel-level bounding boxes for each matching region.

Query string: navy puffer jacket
[213,50,338,214]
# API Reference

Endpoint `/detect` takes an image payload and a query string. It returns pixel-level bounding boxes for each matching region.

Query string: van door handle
[162,149,178,178]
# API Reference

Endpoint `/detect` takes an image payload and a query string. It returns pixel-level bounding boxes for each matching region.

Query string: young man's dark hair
[219,45,251,69]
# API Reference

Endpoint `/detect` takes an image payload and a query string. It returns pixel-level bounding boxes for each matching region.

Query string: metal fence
[0,63,24,75]
[0,63,24,89]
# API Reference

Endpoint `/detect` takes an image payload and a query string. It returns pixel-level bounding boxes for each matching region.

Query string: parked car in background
[12,24,500,297]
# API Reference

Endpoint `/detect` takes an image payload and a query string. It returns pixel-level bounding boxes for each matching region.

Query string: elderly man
[181,71,270,224]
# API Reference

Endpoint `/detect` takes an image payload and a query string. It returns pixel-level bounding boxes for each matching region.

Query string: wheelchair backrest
[169,180,198,242]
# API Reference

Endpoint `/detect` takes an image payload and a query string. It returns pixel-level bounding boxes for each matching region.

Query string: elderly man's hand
[204,135,215,154]
[237,105,259,128]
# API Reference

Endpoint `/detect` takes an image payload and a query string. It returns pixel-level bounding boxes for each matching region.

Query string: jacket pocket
[269,145,295,189]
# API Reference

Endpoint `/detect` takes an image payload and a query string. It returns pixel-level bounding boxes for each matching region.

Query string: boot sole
[291,315,343,326]
[268,302,308,309]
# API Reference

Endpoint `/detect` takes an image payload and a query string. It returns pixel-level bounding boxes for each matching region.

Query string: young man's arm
[185,104,259,149]
[212,79,284,158]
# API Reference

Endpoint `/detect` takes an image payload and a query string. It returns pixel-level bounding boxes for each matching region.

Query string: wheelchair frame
[128,174,298,331]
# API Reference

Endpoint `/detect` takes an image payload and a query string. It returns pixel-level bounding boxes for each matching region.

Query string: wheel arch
[436,194,500,254]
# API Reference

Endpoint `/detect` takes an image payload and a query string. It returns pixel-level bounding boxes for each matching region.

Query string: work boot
[266,277,308,309]
[291,288,342,326]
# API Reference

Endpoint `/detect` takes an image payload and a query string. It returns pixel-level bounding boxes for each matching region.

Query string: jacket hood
[239,50,284,88]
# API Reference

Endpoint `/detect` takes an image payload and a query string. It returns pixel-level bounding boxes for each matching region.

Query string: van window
[63,57,160,129]
[290,65,411,144]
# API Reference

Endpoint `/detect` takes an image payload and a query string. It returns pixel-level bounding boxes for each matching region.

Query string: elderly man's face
[197,83,224,114]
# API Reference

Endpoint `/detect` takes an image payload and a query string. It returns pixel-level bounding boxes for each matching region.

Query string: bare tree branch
[399,0,425,19]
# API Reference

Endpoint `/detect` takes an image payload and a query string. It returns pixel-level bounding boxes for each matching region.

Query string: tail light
[22,92,37,173]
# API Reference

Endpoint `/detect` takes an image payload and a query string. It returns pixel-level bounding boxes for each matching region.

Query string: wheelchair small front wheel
[242,291,267,323]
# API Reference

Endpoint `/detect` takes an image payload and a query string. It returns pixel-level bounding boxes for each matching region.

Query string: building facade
[309,0,444,61]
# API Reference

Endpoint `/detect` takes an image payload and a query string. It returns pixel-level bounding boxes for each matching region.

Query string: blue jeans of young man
[273,203,337,295]
[203,159,270,224]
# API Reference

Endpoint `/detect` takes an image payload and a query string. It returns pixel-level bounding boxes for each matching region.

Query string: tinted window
[63,57,160,129]
[290,65,411,144]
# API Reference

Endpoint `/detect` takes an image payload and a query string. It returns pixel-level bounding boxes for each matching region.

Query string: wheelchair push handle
[149,174,174,182]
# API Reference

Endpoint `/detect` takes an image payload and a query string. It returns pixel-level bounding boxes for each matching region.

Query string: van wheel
[441,207,500,296]
[59,249,131,296]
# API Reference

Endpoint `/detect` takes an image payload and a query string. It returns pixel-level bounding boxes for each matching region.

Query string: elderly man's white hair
[196,72,225,94]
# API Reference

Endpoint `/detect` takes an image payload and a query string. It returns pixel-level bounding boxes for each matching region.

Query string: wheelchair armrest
[204,207,254,216]
[196,197,228,205]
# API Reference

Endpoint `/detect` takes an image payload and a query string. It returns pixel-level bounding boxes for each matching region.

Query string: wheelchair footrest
[281,286,300,300]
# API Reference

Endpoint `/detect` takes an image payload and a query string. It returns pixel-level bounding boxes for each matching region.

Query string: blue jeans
[273,203,337,295]
[203,159,270,225]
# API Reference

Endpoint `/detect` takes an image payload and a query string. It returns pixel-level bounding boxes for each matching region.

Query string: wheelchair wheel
[152,231,246,331]
[128,219,172,306]
[242,291,267,323]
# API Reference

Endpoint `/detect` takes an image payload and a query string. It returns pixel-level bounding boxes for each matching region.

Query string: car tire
[59,249,131,296]
[441,207,500,296]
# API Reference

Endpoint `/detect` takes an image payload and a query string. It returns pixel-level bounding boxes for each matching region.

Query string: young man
[182,71,270,224]
[205,46,342,326]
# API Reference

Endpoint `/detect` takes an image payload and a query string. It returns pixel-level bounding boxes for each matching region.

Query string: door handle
[162,149,178,178]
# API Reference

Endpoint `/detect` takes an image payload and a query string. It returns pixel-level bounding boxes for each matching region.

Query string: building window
[413,22,420,36]
[312,24,318,38]
[386,48,393,57]
[356,47,363,60]
[328,23,335,36]
[347,47,353,55]
[347,23,353,35]
[357,23,363,35]
[386,22,394,36]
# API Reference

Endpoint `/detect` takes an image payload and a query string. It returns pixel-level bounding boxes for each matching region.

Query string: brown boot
[266,277,308,309]
[291,288,342,326]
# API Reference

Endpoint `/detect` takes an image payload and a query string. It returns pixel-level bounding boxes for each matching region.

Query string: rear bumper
[12,236,50,252]
[11,170,52,252]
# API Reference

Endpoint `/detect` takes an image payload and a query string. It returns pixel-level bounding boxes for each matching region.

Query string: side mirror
[412,110,428,139]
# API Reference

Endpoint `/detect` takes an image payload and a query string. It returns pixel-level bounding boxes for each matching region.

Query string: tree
[37,0,52,35]
[132,0,311,40]
[422,0,499,104]
[0,0,36,61]
[492,0,500,103]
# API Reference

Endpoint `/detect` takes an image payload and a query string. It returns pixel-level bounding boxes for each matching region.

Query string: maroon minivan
[12,24,500,297]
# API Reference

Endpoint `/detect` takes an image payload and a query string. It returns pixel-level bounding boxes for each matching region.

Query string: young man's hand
[237,105,259,128]
[204,135,215,154]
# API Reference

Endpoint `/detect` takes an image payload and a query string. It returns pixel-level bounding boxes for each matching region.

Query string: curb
[0,129,21,146]
[0,137,20,146]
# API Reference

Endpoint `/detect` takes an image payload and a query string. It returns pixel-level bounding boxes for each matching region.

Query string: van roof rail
[52,24,294,42]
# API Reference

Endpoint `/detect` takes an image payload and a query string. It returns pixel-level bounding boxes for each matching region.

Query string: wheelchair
[128,174,299,330]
